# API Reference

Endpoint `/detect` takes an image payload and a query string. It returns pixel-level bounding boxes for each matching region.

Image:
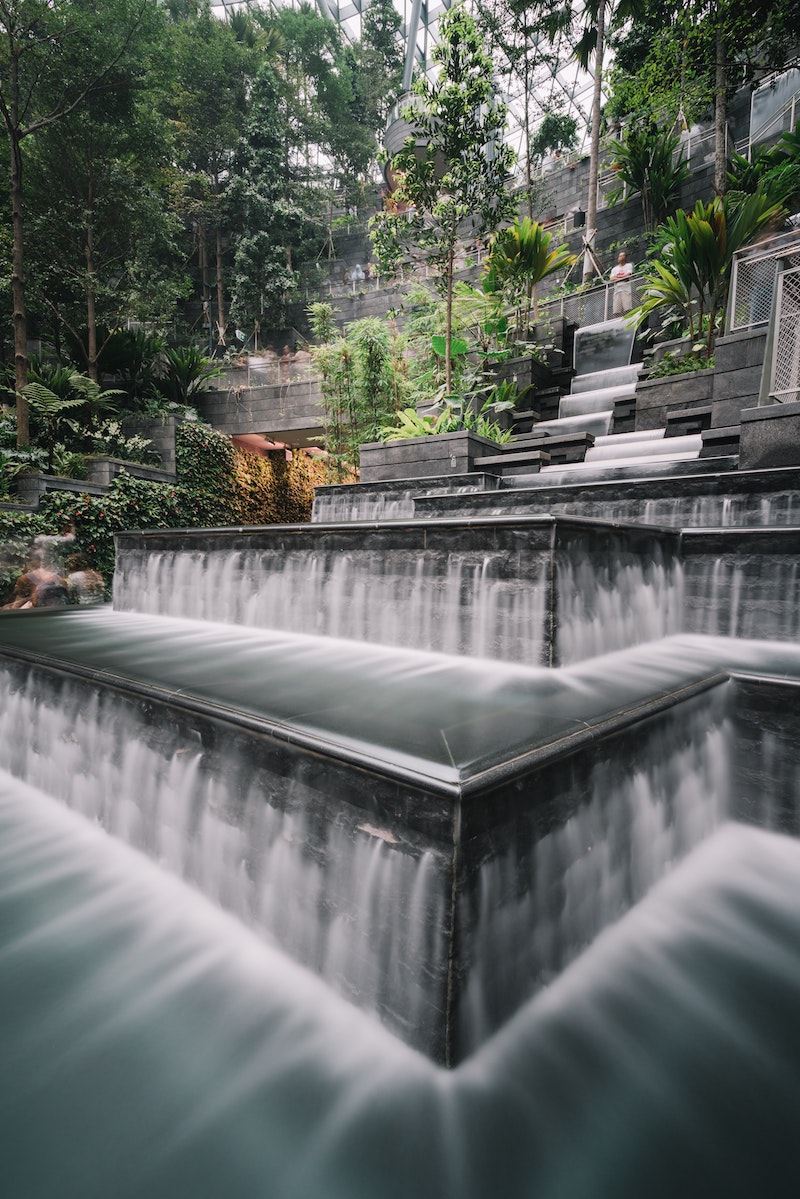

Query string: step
[585,433,702,463]
[473,449,551,473]
[592,428,666,445]
[558,382,638,418]
[700,425,740,458]
[665,405,713,438]
[570,364,641,394]
[613,396,636,435]
[527,411,613,437]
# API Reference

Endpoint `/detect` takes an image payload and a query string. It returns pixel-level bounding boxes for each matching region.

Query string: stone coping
[741,401,800,422]
[313,472,500,499]
[114,512,683,547]
[2,611,798,798]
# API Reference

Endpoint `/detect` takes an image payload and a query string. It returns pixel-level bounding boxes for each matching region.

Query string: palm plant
[155,346,225,406]
[486,218,575,335]
[727,120,800,214]
[608,123,690,233]
[631,189,785,356]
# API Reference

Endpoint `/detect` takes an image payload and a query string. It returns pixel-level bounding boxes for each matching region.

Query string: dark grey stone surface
[12,472,109,504]
[3,614,798,1067]
[635,370,715,431]
[84,457,176,487]
[739,402,800,470]
[710,328,769,426]
[115,515,683,668]
[195,379,326,443]
[682,527,800,640]
[407,464,800,528]
[121,414,183,475]
[360,431,501,482]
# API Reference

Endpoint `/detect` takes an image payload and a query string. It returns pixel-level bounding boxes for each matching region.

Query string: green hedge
[0,421,323,603]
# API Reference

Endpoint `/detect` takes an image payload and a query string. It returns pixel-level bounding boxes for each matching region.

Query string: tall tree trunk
[215,225,226,347]
[8,49,29,446]
[583,1,606,282]
[523,54,533,220]
[198,219,208,295]
[86,203,99,382]
[713,17,728,197]
[445,244,455,396]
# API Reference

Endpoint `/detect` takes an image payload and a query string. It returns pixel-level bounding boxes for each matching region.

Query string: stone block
[714,328,768,373]
[359,431,500,482]
[739,402,800,470]
[634,370,715,431]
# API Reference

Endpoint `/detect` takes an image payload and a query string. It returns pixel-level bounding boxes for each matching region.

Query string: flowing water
[113,544,552,664]
[113,524,683,667]
[3,774,799,1198]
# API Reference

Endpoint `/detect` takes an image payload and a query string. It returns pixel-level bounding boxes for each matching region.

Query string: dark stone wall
[451,683,732,1061]
[405,465,800,528]
[115,517,681,668]
[360,430,501,482]
[712,328,769,427]
[730,676,800,837]
[739,401,800,470]
[681,527,800,640]
[195,379,326,440]
[634,370,715,431]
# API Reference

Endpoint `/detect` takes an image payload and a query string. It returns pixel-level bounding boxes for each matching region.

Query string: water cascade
[3,337,800,1189]
[112,517,684,666]
[3,777,800,1198]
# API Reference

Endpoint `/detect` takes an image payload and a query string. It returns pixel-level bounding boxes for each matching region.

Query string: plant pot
[359,430,500,483]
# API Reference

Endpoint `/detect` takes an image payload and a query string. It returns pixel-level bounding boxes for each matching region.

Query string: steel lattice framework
[207,0,602,161]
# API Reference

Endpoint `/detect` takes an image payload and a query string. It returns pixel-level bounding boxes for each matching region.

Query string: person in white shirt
[610,251,633,315]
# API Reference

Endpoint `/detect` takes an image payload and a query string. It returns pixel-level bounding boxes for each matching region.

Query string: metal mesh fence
[729,230,800,333]
[539,277,646,327]
[771,266,800,403]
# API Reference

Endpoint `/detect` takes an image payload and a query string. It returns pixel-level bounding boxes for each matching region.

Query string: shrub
[0,422,324,602]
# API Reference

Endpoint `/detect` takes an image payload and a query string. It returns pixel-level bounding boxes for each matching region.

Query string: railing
[537,274,647,327]
[728,228,800,334]
[770,264,800,403]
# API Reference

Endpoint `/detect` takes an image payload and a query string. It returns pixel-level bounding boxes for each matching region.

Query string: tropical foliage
[631,190,786,355]
[607,124,690,232]
[486,218,575,332]
[369,5,516,394]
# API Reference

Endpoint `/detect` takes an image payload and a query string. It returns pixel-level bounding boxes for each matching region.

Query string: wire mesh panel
[540,277,646,328]
[771,266,800,403]
[729,229,800,333]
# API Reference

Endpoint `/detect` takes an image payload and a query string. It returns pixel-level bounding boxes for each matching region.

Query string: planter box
[121,414,183,476]
[634,368,715,432]
[739,402,800,470]
[359,430,502,483]
[711,328,769,427]
[83,457,177,487]
[490,353,567,402]
[12,473,108,505]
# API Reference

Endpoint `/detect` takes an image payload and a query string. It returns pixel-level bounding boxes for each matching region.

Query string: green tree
[0,0,162,445]
[607,0,800,197]
[631,190,785,355]
[167,0,254,351]
[476,0,571,219]
[487,217,576,332]
[26,72,187,380]
[607,123,690,232]
[227,63,313,335]
[357,0,404,132]
[572,0,644,281]
[370,4,516,394]
[310,315,405,479]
